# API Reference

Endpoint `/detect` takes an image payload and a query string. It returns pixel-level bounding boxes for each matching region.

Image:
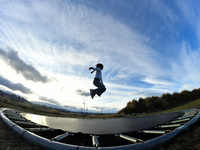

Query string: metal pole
[138,130,168,134]
[116,134,143,143]
[156,123,181,128]
[52,132,74,141]
[170,118,190,124]
[91,135,99,149]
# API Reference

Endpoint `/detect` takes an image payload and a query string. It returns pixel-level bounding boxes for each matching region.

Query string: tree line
[118,88,200,115]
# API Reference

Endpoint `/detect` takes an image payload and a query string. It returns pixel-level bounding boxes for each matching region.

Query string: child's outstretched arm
[89,67,95,73]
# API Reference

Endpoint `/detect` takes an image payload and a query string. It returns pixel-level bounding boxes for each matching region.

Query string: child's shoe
[90,89,95,99]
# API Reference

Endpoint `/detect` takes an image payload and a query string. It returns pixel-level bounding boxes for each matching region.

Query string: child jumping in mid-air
[89,63,106,99]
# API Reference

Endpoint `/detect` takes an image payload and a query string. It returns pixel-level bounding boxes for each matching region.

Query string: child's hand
[89,67,95,73]
[89,67,93,70]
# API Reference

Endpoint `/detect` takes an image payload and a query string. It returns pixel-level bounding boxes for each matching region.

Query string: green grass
[145,99,200,116]
[160,99,200,113]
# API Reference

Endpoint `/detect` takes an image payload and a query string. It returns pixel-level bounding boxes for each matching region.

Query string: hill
[0,90,32,105]
[118,88,200,115]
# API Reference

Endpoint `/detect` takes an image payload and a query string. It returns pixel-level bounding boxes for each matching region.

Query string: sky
[0,0,200,113]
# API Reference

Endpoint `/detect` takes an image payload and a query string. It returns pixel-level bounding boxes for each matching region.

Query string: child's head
[96,63,104,70]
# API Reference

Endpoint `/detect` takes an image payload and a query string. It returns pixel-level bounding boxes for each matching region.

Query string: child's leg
[97,85,106,96]
[93,79,106,96]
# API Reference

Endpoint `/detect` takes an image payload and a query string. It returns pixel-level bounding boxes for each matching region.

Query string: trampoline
[20,112,181,135]
[1,108,200,150]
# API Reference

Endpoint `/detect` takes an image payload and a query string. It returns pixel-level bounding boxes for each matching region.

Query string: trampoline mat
[20,112,181,135]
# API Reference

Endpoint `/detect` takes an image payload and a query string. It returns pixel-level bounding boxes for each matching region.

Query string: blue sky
[0,0,200,113]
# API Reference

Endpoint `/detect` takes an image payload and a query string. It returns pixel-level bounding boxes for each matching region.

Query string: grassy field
[143,99,200,117]
[159,99,200,113]
[1,98,200,149]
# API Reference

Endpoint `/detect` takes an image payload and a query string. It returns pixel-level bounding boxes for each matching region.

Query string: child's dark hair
[96,63,103,69]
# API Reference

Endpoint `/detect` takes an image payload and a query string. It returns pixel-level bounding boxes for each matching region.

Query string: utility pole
[96,107,98,114]
[83,97,87,115]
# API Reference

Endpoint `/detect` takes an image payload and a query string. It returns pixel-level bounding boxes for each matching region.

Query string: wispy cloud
[0,76,32,94]
[0,48,51,83]
[39,96,60,105]
[1,0,159,76]
[131,90,164,99]
[76,89,90,97]
[140,77,174,86]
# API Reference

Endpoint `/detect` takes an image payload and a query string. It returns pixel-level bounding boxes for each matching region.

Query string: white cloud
[140,76,174,86]
[131,90,163,99]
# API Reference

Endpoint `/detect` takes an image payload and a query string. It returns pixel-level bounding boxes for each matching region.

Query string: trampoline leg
[91,135,99,149]
[116,134,143,143]
[52,132,74,141]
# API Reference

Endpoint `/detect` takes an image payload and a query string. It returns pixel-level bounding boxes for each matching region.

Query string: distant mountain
[0,90,32,105]
[31,101,80,113]
[31,101,117,114]
[0,89,117,114]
